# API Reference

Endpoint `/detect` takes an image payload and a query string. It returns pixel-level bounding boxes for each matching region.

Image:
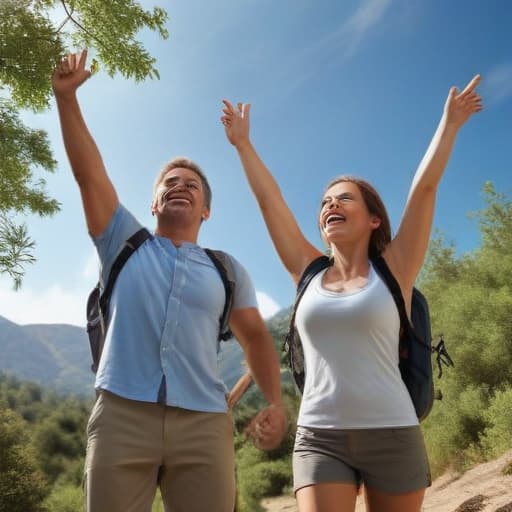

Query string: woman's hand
[444,74,482,128]
[221,99,251,148]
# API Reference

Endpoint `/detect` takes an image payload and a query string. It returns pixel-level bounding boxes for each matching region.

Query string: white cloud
[485,63,512,105]
[0,281,87,327]
[82,250,99,281]
[256,291,281,319]
[0,251,97,327]
[316,0,392,59]
[279,0,392,96]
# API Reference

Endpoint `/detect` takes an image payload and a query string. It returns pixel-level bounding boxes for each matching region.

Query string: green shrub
[481,388,512,458]
[43,484,83,512]
[423,385,489,475]
[0,407,49,512]
[235,437,292,512]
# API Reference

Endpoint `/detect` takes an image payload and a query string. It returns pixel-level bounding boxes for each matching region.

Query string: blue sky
[1,0,511,326]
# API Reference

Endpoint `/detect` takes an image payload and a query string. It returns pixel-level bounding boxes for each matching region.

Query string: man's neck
[155,223,199,247]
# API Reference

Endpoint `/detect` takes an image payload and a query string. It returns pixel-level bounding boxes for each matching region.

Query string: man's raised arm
[52,50,118,236]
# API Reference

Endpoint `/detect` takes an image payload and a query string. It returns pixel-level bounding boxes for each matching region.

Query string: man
[52,50,287,512]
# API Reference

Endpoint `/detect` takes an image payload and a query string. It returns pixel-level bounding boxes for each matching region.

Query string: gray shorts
[293,425,431,494]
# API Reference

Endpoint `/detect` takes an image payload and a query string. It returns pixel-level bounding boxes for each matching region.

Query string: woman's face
[319,181,380,246]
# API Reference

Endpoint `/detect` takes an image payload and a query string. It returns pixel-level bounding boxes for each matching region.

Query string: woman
[221,76,482,512]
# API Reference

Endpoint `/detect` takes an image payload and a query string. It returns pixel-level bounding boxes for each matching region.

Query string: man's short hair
[153,157,212,210]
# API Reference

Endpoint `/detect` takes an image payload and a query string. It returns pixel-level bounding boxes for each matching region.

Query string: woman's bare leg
[296,482,358,512]
[365,486,425,512]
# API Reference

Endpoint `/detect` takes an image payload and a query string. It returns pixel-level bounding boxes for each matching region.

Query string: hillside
[0,309,292,396]
[0,315,93,396]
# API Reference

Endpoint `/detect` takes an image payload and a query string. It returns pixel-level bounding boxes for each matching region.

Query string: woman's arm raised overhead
[385,75,482,289]
[222,100,321,284]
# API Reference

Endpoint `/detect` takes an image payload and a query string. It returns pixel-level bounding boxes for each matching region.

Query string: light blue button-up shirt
[92,204,257,412]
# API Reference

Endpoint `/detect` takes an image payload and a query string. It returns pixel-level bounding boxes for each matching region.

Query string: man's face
[151,167,210,224]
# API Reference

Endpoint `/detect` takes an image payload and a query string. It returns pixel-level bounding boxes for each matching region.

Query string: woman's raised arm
[385,75,482,290]
[222,100,321,283]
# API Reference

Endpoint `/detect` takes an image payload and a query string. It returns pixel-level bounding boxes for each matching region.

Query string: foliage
[0,100,58,213]
[0,1,169,111]
[0,406,49,512]
[33,404,89,483]
[0,211,36,289]
[420,182,512,475]
[481,388,512,458]
[0,0,168,287]
[236,450,292,512]
[42,483,83,512]
[0,96,59,287]
[0,373,90,488]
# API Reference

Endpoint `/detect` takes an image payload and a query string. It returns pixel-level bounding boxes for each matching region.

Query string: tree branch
[55,5,74,34]
[59,0,107,51]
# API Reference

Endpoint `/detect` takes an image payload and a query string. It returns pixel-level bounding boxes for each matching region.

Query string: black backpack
[86,228,235,374]
[283,255,454,421]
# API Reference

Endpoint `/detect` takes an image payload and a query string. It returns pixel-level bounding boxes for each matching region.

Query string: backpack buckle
[433,335,454,378]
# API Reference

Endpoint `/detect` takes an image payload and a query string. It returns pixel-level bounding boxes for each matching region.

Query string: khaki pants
[84,391,235,512]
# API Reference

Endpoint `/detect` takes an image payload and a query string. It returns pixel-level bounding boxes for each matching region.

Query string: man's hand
[221,99,251,148]
[246,403,288,451]
[444,74,482,128]
[52,50,92,98]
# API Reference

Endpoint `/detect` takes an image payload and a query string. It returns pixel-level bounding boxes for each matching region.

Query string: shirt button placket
[161,247,187,401]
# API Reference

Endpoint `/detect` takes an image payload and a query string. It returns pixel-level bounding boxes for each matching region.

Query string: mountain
[0,309,292,396]
[0,315,94,397]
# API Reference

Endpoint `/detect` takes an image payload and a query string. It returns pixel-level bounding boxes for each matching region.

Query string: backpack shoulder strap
[204,249,235,341]
[370,255,409,335]
[284,255,332,349]
[297,255,332,296]
[99,228,152,315]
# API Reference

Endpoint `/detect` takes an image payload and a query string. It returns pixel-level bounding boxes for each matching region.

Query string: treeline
[1,182,511,511]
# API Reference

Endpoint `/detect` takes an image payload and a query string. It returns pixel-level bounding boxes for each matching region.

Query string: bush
[423,385,489,475]
[43,484,83,512]
[237,459,292,512]
[235,440,292,512]
[32,405,88,483]
[481,388,512,458]
[0,407,49,512]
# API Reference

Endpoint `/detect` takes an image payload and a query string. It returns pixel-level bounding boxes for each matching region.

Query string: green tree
[420,182,512,474]
[43,483,83,512]
[0,0,168,287]
[0,100,58,288]
[32,402,89,483]
[0,406,49,512]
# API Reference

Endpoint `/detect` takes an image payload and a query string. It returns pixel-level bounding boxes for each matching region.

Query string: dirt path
[262,450,512,512]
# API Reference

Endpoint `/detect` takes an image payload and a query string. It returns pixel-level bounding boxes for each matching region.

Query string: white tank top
[296,263,418,429]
